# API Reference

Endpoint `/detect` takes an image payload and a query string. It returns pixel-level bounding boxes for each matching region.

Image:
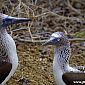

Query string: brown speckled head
[43,32,69,47]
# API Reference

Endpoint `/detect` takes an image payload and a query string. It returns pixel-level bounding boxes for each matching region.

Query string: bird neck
[54,43,71,72]
[0,27,7,35]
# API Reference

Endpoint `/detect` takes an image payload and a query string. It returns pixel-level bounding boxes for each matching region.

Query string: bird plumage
[43,32,85,85]
[0,13,32,85]
[0,62,12,84]
[0,29,18,85]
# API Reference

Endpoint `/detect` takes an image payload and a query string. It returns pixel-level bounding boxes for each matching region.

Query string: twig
[66,0,81,15]
[12,28,28,32]
[69,38,85,42]
[35,11,81,22]
[15,38,47,43]
[25,1,82,22]
[14,37,85,43]
[73,0,85,6]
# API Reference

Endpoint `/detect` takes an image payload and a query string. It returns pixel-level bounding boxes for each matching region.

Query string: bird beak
[1,14,32,27]
[42,37,55,46]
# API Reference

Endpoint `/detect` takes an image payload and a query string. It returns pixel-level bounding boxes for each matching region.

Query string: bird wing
[73,66,85,72]
[0,43,10,63]
[62,72,85,85]
[0,62,12,84]
[0,42,12,84]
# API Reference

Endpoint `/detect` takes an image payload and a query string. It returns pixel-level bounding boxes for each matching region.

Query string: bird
[43,32,85,85]
[0,13,32,85]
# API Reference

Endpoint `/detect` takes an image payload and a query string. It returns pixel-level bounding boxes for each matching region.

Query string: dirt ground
[0,0,85,85]
[5,42,85,85]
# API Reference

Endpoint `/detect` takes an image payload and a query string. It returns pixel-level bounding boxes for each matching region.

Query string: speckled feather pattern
[0,29,18,85]
[0,33,10,63]
[56,44,71,72]
[54,42,80,73]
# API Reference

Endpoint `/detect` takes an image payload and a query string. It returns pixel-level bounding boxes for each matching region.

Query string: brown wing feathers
[0,62,12,83]
[62,72,85,85]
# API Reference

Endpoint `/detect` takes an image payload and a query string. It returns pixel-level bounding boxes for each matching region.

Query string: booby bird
[0,13,32,85]
[43,32,85,85]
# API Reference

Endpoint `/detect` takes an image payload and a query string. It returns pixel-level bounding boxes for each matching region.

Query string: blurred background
[0,0,85,85]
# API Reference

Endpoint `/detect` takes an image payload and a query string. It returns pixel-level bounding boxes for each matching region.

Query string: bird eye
[57,38,60,41]
[52,38,60,43]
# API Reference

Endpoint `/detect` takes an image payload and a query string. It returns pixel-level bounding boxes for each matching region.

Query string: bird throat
[54,43,71,72]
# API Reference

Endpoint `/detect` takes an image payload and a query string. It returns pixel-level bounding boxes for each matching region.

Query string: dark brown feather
[0,62,12,84]
[62,72,85,85]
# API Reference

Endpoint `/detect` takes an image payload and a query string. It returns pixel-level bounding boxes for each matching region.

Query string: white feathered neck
[53,43,79,85]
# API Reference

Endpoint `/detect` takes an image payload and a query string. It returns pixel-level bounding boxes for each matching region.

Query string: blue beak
[1,15,32,27]
[42,37,56,46]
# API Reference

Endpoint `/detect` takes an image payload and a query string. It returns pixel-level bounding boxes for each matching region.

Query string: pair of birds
[0,13,85,85]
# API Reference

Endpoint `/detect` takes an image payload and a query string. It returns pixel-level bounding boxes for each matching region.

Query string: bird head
[43,32,69,47]
[0,13,32,27]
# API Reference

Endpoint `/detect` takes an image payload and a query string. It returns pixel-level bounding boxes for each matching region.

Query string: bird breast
[0,30,18,64]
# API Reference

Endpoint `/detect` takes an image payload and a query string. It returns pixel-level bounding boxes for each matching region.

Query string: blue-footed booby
[0,13,32,85]
[43,32,85,85]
